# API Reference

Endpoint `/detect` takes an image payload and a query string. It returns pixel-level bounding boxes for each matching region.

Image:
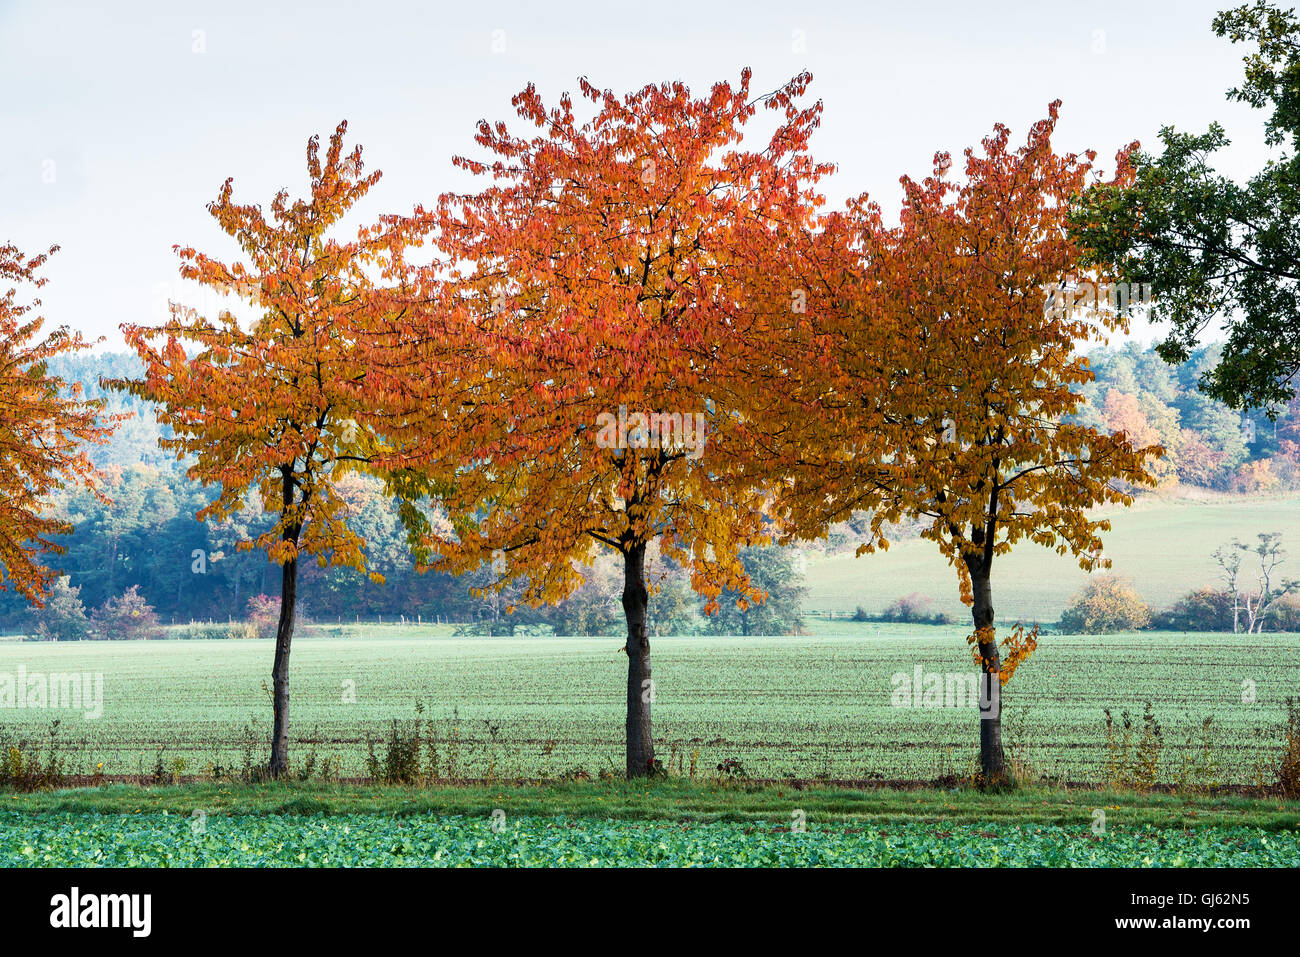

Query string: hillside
[802,491,1300,622]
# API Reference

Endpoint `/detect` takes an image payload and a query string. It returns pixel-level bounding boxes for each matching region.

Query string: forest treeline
[0,342,1285,634]
[0,353,807,635]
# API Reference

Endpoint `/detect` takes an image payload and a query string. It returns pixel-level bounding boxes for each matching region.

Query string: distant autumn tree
[116,123,435,775]
[0,242,116,605]
[386,70,829,777]
[92,584,161,640]
[1103,389,1173,483]
[783,104,1159,782]
[1059,575,1151,634]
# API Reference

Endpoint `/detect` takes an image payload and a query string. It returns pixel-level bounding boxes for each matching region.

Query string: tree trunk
[268,547,299,777]
[106,539,117,597]
[967,556,1006,784]
[622,542,654,779]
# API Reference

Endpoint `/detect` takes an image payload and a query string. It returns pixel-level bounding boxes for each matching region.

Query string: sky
[0,0,1282,350]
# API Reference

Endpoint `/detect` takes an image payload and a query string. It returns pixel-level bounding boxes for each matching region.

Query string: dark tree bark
[268,516,302,778]
[622,542,654,778]
[965,554,1006,784]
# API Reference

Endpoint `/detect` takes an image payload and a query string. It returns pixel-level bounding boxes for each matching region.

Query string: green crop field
[801,492,1300,621]
[4,779,1297,867]
[3,810,1296,867]
[1,629,1294,784]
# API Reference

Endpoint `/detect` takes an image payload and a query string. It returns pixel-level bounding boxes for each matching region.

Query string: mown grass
[6,779,1298,831]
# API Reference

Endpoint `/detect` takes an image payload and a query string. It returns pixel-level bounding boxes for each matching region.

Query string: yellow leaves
[956,563,974,606]
[998,624,1039,685]
[966,623,1039,685]
[965,625,993,665]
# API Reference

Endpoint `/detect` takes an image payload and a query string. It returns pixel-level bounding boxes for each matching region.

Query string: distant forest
[0,344,1288,631]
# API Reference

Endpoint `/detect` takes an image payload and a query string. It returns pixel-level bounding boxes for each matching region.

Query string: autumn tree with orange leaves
[0,242,117,605]
[385,71,831,778]
[116,123,437,776]
[778,103,1159,782]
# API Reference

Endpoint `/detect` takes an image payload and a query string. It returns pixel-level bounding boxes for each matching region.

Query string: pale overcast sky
[0,0,1280,349]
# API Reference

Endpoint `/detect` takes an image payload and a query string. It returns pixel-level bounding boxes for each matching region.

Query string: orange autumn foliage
[0,242,118,605]
[114,122,449,774]
[392,70,830,611]
[789,101,1160,630]
[117,122,433,576]
[381,71,831,777]
[771,103,1161,778]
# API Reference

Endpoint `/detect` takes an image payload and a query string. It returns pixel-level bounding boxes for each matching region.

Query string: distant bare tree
[1214,533,1300,633]
[1213,540,1245,633]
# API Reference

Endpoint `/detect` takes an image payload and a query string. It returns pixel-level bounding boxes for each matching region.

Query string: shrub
[30,577,90,642]
[170,621,257,640]
[883,593,933,622]
[0,722,67,791]
[1150,587,1234,631]
[366,702,430,785]
[1172,715,1221,793]
[245,594,281,639]
[878,593,953,625]
[1059,575,1150,633]
[1102,702,1162,792]
[91,585,161,640]
[716,757,748,780]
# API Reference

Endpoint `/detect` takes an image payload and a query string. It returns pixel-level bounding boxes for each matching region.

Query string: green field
[801,492,1300,621]
[5,811,1296,867]
[1,629,1294,784]
[2,780,1297,867]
